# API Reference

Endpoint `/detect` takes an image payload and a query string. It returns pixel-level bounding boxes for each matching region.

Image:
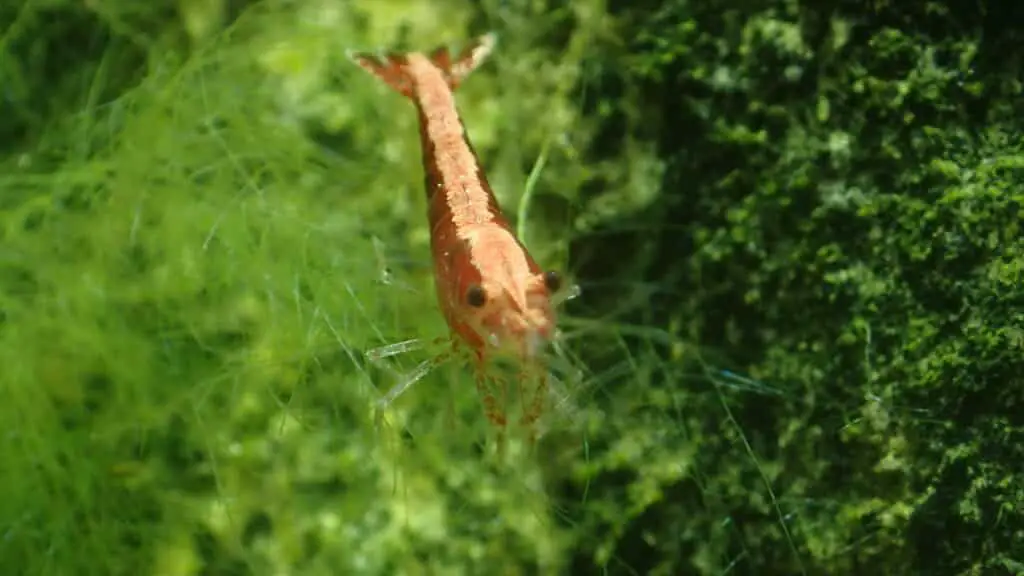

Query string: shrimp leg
[365,335,450,409]
[517,363,549,444]
[473,356,508,447]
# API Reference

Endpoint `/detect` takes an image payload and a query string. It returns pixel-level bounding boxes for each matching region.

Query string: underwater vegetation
[1,0,1021,575]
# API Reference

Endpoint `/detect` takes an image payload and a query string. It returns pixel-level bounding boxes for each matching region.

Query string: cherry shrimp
[347,33,573,445]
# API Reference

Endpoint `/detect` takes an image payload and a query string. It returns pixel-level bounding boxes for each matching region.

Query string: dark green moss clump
[563,0,1024,573]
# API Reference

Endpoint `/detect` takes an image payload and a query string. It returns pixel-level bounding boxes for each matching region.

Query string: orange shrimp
[348,33,563,444]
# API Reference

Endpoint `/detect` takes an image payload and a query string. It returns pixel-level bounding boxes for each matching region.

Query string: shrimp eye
[466,284,487,307]
[542,270,562,292]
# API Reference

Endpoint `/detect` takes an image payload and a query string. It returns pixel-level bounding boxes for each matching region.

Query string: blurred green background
[1,0,1022,574]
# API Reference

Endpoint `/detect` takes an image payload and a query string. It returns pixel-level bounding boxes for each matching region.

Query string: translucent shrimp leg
[366,336,449,409]
[366,338,427,361]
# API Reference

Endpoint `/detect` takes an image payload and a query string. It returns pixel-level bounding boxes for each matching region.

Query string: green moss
[552,0,1024,574]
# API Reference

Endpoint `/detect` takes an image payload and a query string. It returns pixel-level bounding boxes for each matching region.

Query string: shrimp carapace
[349,33,564,444]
